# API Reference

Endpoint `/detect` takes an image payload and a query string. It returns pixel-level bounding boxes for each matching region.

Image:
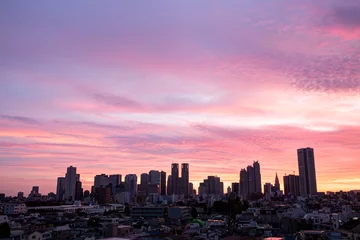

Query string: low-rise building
[132,206,165,218]
[4,203,27,215]
[168,207,191,221]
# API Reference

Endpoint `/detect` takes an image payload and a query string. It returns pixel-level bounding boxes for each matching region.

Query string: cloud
[329,5,360,28]
[92,92,143,110]
[0,114,39,125]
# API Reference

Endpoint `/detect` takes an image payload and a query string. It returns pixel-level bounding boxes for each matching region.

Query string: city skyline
[1,1,360,195]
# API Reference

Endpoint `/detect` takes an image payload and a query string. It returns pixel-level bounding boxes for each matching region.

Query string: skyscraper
[160,171,166,195]
[94,174,110,188]
[253,161,261,193]
[109,174,122,195]
[75,180,83,201]
[247,165,255,194]
[65,166,77,201]
[239,169,248,200]
[149,170,160,185]
[125,174,137,194]
[274,172,280,191]
[140,173,149,185]
[171,163,179,194]
[297,147,317,196]
[284,174,300,196]
[56,177,66,201]
[167,175,172,195]
[181,163,189,196]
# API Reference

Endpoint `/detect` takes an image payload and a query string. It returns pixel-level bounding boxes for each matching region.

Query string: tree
[191,207,197,219]
[0,222,11,238]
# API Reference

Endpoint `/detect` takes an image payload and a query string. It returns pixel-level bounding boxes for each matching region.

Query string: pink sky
[1,0,360,196]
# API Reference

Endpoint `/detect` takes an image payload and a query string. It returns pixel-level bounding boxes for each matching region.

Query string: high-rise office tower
[140,173,149,185]
[253,161,262,193]
[149,170,161,185]
[171,163,179,194]
[65,166,77,200]
[56,177,66,201]
[274,172,280,191]
[94,174,110,188]
[75,181,83,201]
[181,163,189,196]
[167,175,172,195]
[125,174,137,194]
[297,147,317,196]
[160,171,166,195]
[109,174,122,195]
[247,165,255,194]
[240,169,248,200]
[284,174,300,196]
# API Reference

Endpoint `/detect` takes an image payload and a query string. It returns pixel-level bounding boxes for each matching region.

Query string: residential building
[298,147,317,196]
[4,203,27,215]
[132,206,165,218]
[17,192,24,199]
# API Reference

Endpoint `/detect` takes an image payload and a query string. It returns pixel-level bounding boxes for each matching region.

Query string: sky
[1,0,360,196]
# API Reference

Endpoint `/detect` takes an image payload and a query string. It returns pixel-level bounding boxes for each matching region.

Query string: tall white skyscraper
[297,147,317,196]
[65,166,77,201]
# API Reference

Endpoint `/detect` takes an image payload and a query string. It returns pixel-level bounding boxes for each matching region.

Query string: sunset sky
[1,0,360,196]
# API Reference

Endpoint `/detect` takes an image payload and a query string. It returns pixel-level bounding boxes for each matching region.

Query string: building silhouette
[125,174,137,194]
[231,182,239,195]
[94,174,110,188]
[240,168,248,200]
[160,171,166,195]
[240,161,262,200]
[56,177,65,201]
[284,174,300,196]
[274,172,280,191]
[297,147,317,196]
[253,161,262,194]
[109,174,122,195]
[65,166,77,201]
[181,163,189,196]
[170,163,179,195]
[167,175,172,195]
